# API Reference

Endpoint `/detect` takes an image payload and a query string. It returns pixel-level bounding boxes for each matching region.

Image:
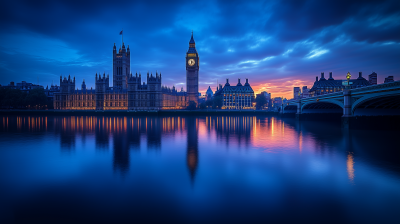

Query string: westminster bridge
[281,80,400,129]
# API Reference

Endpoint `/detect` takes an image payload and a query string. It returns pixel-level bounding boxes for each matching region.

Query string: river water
[1,115,399,223]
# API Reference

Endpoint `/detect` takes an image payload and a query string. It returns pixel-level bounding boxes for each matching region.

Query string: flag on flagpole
[119,30,123,35]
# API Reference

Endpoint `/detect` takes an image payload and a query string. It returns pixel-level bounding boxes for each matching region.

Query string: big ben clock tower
[186,31,199,105]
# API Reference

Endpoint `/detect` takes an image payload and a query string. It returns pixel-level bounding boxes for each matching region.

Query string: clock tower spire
[186,31,199,106]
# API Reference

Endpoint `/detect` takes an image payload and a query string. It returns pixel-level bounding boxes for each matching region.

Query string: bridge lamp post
[346,72,351,89]
[342,71,353,128]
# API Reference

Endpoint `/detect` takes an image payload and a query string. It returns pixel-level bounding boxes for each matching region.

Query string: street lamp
[347,71,351,82]
[346,72,351,89]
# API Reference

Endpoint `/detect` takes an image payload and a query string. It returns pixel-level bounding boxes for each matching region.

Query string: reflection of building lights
[299,132,303,153]
[347,152,355,183]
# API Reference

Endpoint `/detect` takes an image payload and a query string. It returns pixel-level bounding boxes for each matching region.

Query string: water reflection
[186,117,198,182]
[347,152,355,183]
[0,115,399,182]
[1,115,400,223]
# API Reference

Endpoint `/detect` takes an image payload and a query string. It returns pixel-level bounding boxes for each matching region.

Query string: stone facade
[113,43,130,90]
[186,32,199,106]
[161,86,187,109]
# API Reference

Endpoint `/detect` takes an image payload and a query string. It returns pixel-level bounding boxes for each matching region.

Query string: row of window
[224,102,252,105]
[223,94,253,97]
[224,99,251,101]
[105,94,126,100]
[72,95,95,100]
[55,95,68,100]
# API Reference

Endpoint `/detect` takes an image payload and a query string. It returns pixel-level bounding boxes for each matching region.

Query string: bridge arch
[352,90,400,115]
[282,104,297,113]
[301,99,344,113]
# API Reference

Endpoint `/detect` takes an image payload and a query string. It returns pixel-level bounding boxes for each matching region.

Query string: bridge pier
[295,100,302,120]
[342,88,354,129]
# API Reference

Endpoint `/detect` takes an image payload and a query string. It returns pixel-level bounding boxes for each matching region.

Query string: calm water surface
[1,115,399,223]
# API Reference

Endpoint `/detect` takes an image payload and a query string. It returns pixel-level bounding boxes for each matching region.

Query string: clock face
[188,59,195,66]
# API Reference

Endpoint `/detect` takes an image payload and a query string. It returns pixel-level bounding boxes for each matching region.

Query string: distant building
[214,78,255,109]
[44,84,60,102]
[1,81,43,93]
[369,72,377,85]
[384,76,394,83]
[205,86,213,101]
[293,86,310,99]
[294,87,301,99]
[301,86,309,98]
[309,72,370,97]
[273,97,283,109]
[257,91,271,100]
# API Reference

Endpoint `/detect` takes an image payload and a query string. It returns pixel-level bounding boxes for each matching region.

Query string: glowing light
[347,152,355,183]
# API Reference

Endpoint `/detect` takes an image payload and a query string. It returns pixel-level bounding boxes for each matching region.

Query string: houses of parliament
[54,33,199,110]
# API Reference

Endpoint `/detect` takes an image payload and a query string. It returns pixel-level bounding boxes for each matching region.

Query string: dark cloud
[0,0,399,98]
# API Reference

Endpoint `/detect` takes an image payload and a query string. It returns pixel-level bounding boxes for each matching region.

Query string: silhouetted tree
[0,89,27,108]
[212,96,223,109]
[199,102,207,109]
[205,99,213,108]
[0,88,49,109]
[187,101,197,110]
[255,95,267,110]
[26,89,48,109]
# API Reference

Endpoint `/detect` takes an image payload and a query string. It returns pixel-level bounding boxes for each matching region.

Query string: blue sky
[0,0,399,98]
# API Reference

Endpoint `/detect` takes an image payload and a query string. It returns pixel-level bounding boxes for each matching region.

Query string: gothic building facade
[186,31,199,105]
[54,33,197,110]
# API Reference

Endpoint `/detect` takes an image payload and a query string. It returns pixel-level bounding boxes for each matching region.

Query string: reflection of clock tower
[186,31,199,105]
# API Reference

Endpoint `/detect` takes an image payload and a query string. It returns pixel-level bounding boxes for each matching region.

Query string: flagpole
[122,29,123,45]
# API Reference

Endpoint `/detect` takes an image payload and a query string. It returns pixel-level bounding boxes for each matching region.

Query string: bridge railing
[351,80,400,94]
[286,80,400,104]
[286,91,342,104]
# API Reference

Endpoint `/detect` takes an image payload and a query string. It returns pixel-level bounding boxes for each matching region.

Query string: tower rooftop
[189,31,195,44]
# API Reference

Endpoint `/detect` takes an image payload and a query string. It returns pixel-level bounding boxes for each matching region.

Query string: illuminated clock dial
[188,59,195,66]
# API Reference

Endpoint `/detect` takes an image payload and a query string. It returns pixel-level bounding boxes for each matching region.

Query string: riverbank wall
[0,109,278,116]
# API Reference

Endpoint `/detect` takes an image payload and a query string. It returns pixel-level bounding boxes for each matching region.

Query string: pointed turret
[189,30,195,44]
[244,78,250,86]
[225,78,230,87]
[328,72,334,80]
[81,79,86,90]
[187,30,197,53]
[320,72,326,81]
[237,78,242,86]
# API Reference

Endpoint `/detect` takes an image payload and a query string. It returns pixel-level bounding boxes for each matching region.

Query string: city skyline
[0,0,399,99]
